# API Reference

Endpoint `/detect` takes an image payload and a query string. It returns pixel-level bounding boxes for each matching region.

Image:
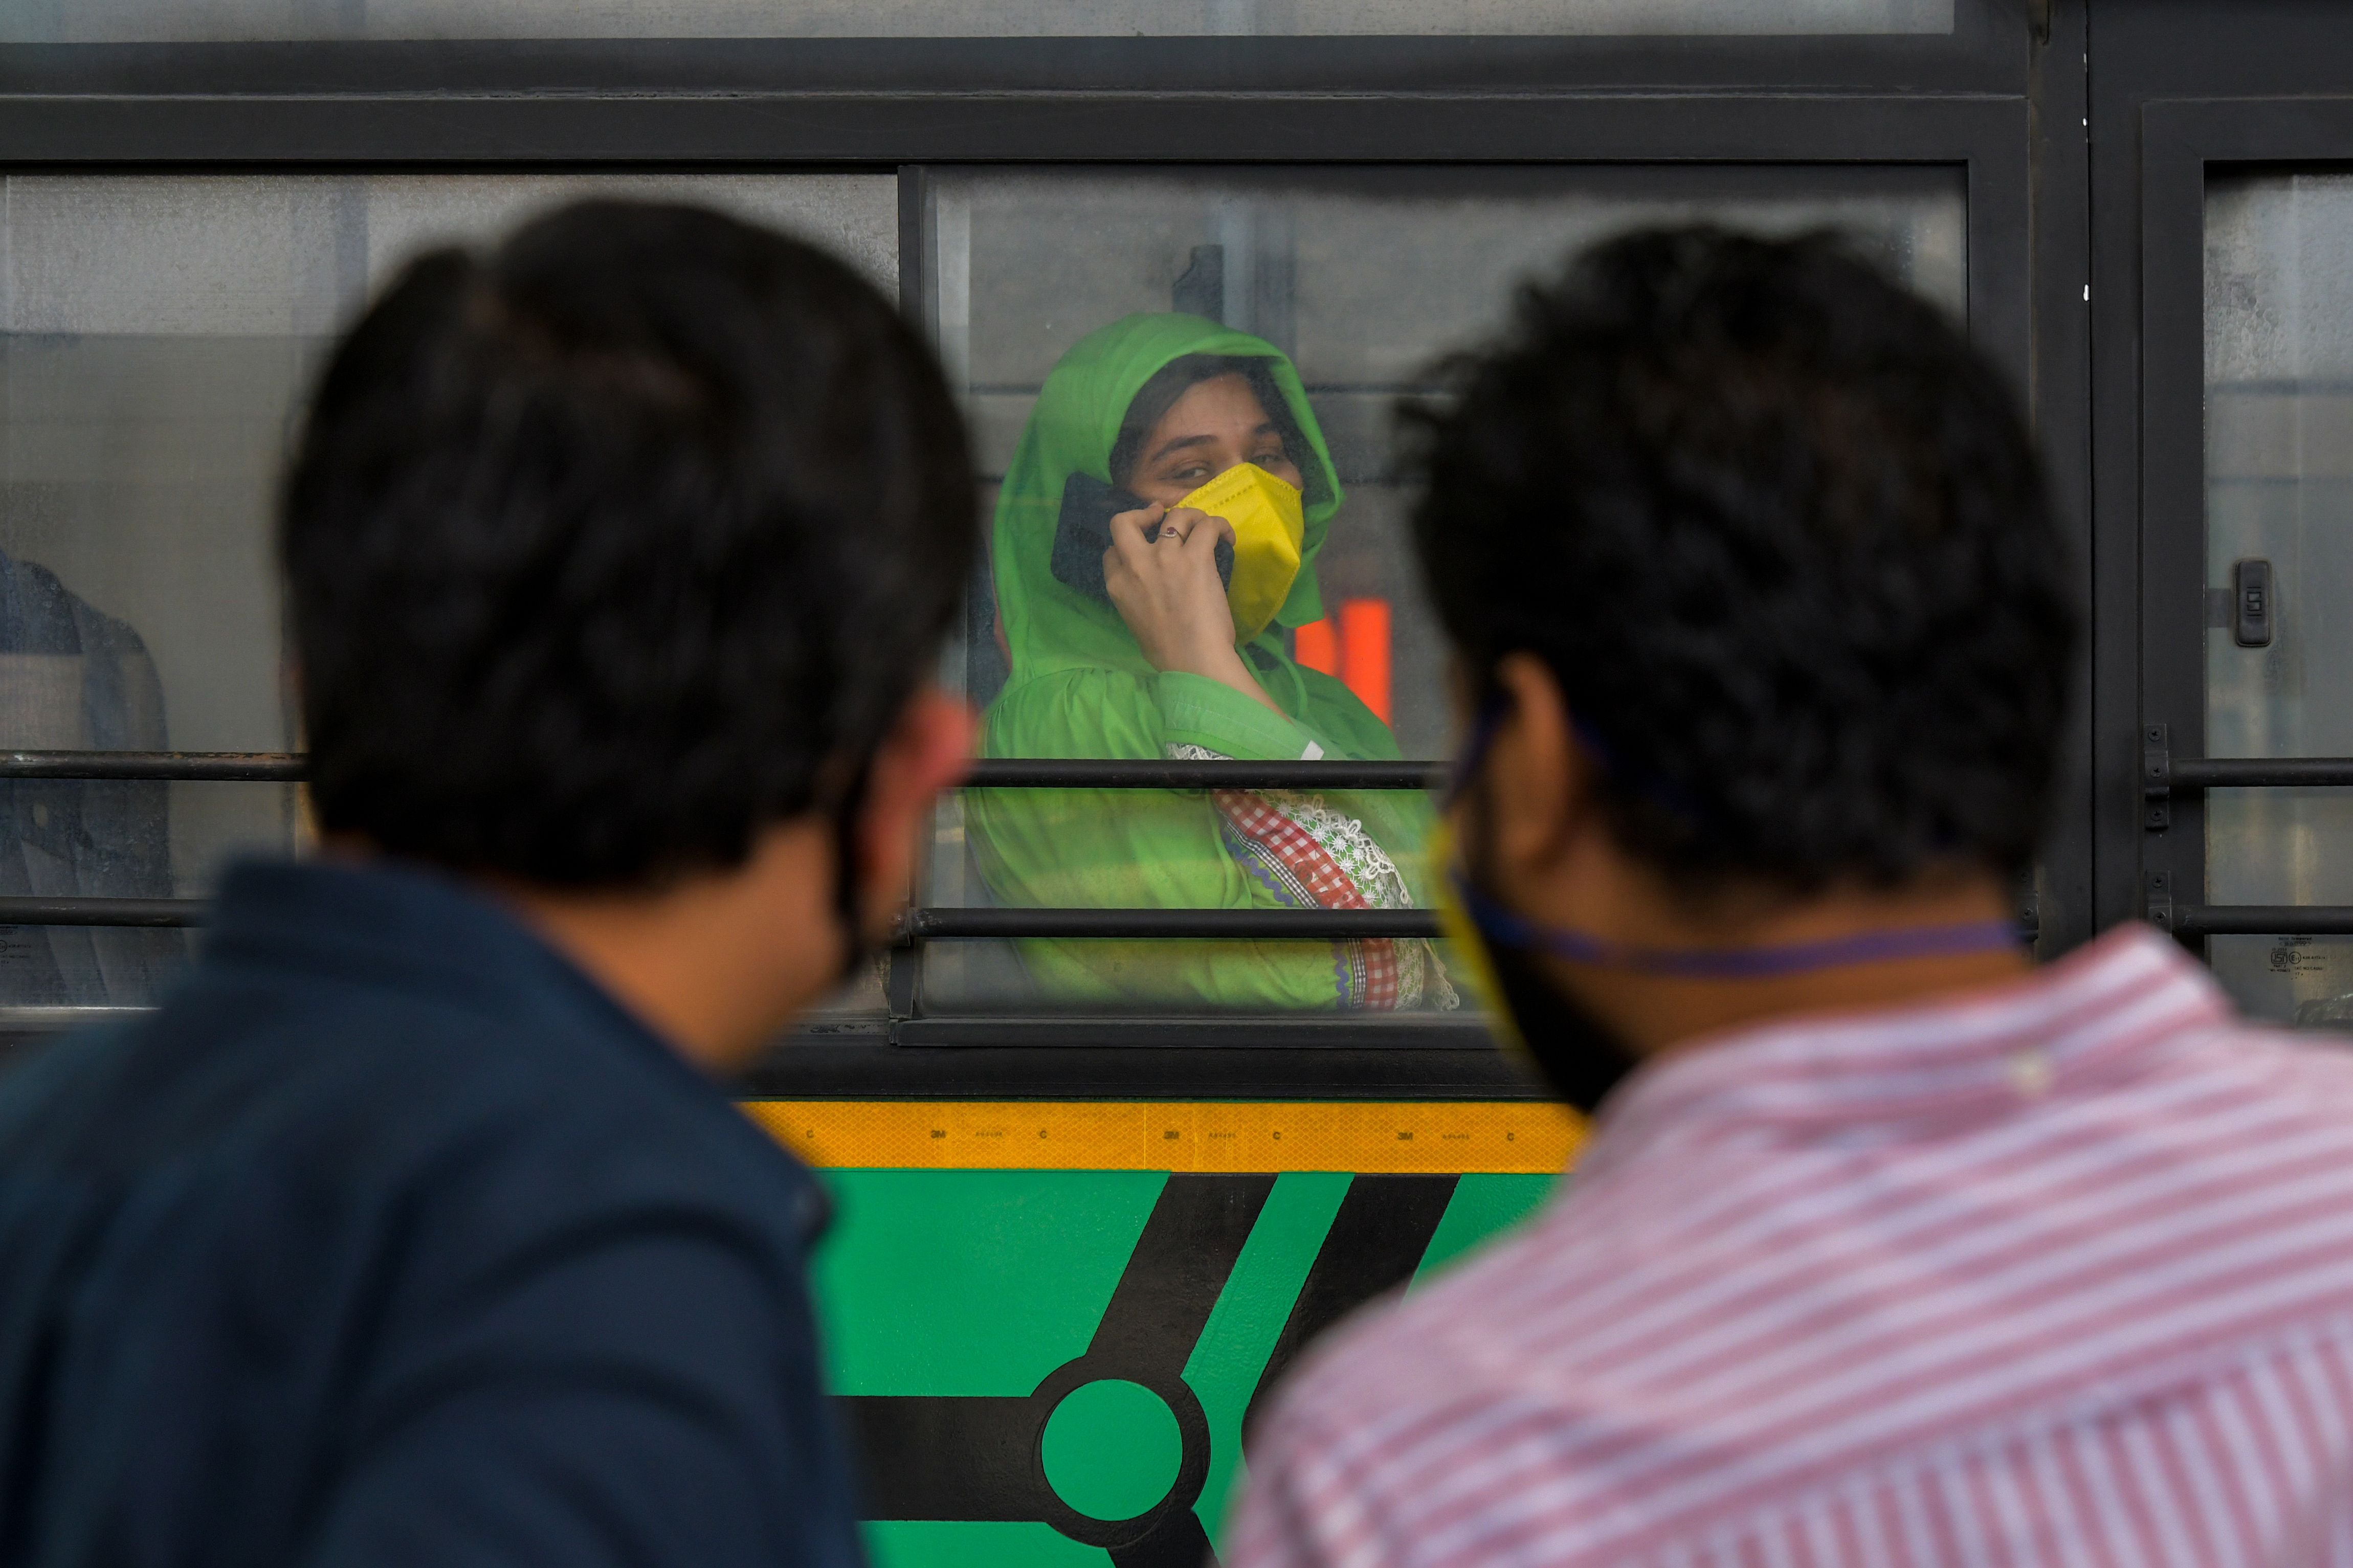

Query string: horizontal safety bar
[0,1005,152,1031]
[0,897,2041,948]
[917,910,2040,946]
[0,751,305,781]
[887,1015,1496,1048]
[0,1005,1502,1050]
[0,897,208,927]
[2163,904,2353,937]
[0,897,1443,937]
[2146,756,2353,794]
[898,907,1444,941]
[0,752,1445,791]
[960,759,1443,790]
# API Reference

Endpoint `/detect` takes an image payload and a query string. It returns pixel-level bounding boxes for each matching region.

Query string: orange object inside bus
[1291,598,1392,724]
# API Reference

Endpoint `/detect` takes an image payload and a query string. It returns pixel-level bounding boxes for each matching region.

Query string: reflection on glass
[0,552,181,1003]
[2204,172,2353,1022]
[0,171,892,1007]
[8,0,1956,42]
[926,166,1966,1013]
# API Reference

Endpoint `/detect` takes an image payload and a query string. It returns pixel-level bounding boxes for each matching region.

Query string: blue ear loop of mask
[1442,695,2022,980]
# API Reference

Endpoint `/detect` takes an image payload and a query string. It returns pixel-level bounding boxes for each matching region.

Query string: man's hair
[281,199,974,887]
[1407,226,2076,893]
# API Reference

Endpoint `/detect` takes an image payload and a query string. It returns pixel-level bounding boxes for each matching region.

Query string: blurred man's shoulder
[0,940,797,1248]
[1258,949,2353,1478]
[2208,1009,2353,1094]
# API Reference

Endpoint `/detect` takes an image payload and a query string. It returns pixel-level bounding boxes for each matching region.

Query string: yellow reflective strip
[740,1101,1583,1174]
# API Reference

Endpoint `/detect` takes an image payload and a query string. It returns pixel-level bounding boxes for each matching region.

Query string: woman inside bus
[968,312,1454,1010]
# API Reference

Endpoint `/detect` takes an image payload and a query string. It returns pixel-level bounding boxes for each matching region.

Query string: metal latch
[2234,558,2274,648]
[2207,561,2278,646]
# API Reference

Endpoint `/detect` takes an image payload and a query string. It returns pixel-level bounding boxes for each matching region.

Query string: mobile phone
[1051,471,1235,604]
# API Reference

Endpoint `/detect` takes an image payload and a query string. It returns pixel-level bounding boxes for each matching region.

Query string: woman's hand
[1103,504,1285,717]
[1104,504,1232,669]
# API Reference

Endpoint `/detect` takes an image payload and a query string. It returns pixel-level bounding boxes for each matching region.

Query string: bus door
[2097,0,2353,1023]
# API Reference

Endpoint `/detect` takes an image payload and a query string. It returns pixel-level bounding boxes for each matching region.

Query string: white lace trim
[1166,743,1409,906]
[1273,793,1413,910]
[1164,742,1458,1010]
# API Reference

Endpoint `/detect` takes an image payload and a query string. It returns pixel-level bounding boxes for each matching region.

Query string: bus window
[2203,172,2353,1022]
[918,166,1966,1018]
[0,172,893,1009]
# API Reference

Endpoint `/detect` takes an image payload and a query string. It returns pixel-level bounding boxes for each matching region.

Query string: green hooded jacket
[967,312,1439,1009]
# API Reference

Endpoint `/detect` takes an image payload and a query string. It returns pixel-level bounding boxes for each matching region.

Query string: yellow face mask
[1426,817,1522,1053]
[1174,461,1304,645]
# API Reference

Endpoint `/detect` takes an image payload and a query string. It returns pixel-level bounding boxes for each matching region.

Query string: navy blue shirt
[0,859,865,1568]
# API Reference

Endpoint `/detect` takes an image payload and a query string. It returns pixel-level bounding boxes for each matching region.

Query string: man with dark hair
[0,201,975,1564]
[1231,228,2353,1564]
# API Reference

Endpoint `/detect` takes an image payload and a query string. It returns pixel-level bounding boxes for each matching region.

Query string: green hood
[966,315,1438,1012]
[992,313,1345,685]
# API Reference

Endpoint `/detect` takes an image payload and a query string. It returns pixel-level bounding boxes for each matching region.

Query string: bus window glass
[2204,171,2353,1023]
[0,172,892,1009]
[921,166,1966,1017]
[8,0,1956,41]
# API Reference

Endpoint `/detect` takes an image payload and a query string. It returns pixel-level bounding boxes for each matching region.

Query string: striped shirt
[1228,926,2353,1567]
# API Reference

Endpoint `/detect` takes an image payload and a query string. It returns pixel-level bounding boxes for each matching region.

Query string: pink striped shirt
[1229,926,2353,1567]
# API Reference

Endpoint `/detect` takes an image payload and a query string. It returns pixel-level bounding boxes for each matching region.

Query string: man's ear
[852,684,976,931]
[1483,653,1603,880]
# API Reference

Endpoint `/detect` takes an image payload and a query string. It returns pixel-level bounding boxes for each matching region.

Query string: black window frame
[0,0,2082,1096]
[2091,0,2353,963]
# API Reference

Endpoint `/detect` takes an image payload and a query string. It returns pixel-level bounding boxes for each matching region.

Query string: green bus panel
[810,1169,1557,1567]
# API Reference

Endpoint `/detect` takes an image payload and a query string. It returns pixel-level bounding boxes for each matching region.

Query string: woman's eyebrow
[1145,432,1216,466]
[1146,420,1281,467]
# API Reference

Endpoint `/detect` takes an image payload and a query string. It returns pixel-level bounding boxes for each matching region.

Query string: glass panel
[0,171,893,1008]
[924,165,1966,1016]
[9,0,1955,42]
[2204,171,2353,1024]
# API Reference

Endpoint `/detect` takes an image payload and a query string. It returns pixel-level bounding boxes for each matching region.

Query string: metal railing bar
[0,752,1445,791]
[899,907,1443,940]
[960,759,1443,789]
[0,898,208,927]
[0,1005,153,1032]
[0,898,1443,937]
[0,1007,1493,1043]
[2148,757,2353,793]
[0,898,2044,947]
[889,1015,1497,1048]
[906,908,2044,945]
[0,751,304,781]
[2167,905,2353,937]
